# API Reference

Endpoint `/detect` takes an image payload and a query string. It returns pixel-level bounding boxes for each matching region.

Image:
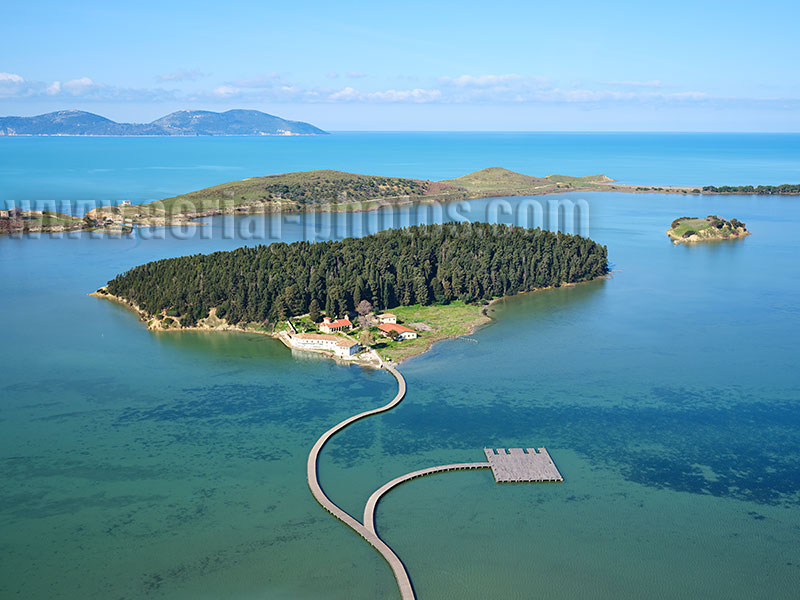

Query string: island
[91,222,609,364]
[667,215,750,244]
[0,109,326,136]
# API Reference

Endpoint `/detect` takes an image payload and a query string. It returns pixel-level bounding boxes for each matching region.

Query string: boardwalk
[364,463,490,535]
[306,364,416,600]
[306,363,564,600]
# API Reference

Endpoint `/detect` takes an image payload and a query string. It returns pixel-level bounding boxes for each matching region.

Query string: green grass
[91,167,617,223]
[668,216,748,242]
[39,211,82,225]
[372,301,489,363]
[17,211,83,229]
[671,218,712,237]
[119,170,456,217]
[440,167,553,193]
[290,315,319,333]
[545,174,613,184]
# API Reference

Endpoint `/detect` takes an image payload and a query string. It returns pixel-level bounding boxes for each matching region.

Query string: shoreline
[6,167,798,238]
[90,274,607,367]
[5,185,797,238]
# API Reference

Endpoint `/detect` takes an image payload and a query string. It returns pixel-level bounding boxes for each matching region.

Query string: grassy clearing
[671,218,712,237]
[545,174,613,184]
[372,301,489,363]
[441,167,552,193]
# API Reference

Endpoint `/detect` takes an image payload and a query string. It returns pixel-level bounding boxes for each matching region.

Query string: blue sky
[2,0,799,131]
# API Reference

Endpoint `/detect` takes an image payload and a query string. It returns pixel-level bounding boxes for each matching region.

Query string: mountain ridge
[0,109,327,136]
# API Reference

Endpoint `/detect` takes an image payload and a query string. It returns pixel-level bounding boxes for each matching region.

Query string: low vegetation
[702,184,800,195]
[440,167,613,196]
[88,167,625,226]
[0,209,83,234]
[372,302,488,363]
[667,215,749,243]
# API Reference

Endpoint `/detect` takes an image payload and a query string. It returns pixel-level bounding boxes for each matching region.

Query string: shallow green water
[2,186,799,598]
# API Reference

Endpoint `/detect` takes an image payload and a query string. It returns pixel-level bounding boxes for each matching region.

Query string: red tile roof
[377,323,416,334]
[322,318,352,328]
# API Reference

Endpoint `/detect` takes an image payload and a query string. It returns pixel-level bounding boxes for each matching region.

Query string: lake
[1,134,799,599]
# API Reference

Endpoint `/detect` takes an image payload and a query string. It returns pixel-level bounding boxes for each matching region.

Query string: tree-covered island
[667,215,750,244]
[93,222,609,363]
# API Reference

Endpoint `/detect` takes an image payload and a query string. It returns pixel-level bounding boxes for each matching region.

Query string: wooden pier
[484,447,563,482]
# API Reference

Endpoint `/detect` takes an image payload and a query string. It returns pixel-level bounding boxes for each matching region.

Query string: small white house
[377,323,418,341]
[377,313,397,324]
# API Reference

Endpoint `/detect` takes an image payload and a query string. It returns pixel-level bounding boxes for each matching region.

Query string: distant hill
[441,167,553,193]
[0,109,327,136]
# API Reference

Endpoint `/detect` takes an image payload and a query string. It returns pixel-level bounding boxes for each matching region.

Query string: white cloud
[0,72,24,83]
[328,86,360,101]
[346,71,367,79]
[328,87,442,103]
[157,70,206,82]
[0,72,29,98]
[668,91,708,100]
[367,88,442,102]
[212,85,240,98]
[0,70,760,110]
[601,80,663,87]
[232,73,280,88]
[0,73,177,102]
[61,77,100,94]
[439,74,523,87]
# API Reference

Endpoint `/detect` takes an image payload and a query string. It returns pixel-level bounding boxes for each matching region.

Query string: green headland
[2,166,798,235]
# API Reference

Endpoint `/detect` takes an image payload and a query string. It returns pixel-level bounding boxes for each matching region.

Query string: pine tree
[308,299,321,322]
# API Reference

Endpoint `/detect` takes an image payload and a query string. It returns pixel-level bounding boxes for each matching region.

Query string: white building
[289,333,359,358]
[319,317,353,333]
[377,323,418,341]
[377,313,397,324]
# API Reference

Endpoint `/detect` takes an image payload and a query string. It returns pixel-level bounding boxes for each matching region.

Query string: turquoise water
[1,135,799,599]
[2,133,800,210]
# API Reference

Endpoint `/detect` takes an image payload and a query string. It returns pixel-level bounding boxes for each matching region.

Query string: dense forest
[105,223,609,326]
[702,184,800,194]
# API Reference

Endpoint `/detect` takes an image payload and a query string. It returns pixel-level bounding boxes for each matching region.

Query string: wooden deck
[484,447,563,482]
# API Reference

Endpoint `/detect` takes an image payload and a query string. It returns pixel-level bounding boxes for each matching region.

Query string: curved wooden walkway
[307,361,563,598]
[363,462,490,535]
[306,364,416,600]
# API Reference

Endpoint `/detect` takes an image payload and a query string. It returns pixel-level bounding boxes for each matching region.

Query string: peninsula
[92,222,609,363]
[3,166,793,235]
[667,215,750,244]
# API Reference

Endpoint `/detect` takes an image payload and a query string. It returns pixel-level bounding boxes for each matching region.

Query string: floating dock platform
[484,447,563,482]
